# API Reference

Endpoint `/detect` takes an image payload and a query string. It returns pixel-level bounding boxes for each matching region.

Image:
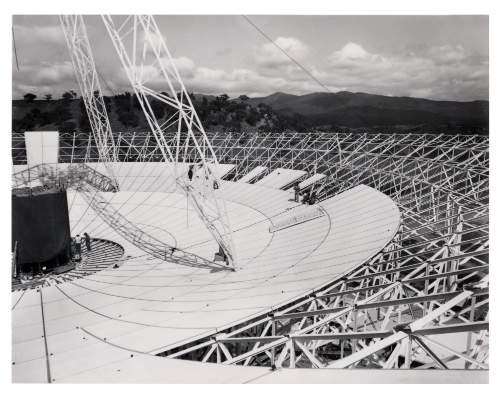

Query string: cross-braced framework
[100,15,237,268]
[59,15,118,188]
[11,162,231,272]
[11,130,489,370]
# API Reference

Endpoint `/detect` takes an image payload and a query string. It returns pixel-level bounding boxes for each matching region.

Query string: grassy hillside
[13,93,286,134]
[13,91,489,135]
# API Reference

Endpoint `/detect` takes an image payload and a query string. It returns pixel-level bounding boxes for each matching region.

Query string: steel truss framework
[11,162,231,272]
[56,15,236,271]
[11,131,489,370]
[59,15,118,188]
[100,15,236,268]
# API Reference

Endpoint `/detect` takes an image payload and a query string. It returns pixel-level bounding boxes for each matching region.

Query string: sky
[12,15,489,101]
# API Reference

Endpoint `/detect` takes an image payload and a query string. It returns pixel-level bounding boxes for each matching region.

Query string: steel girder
[11,130,489,370]
[100,15,237,269]
[59,15,119,188]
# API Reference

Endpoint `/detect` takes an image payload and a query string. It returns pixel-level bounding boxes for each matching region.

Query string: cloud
[14,25,65,46]
[323,42,488,100]
[333,42,370,60]
[103,35,319,97]
[33,62,74,85]
[114,56,196,93]
[255,37,309,68]
[188,67,288,96]
[426,44,467,65]
[12,33,488,102]
[170,56,196,78]
[13,61,77,98]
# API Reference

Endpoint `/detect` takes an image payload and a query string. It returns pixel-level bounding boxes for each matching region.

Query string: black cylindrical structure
[12,188,71,273]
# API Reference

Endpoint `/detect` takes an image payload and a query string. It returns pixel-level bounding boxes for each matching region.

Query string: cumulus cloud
[12,28,488,102]
[333,42,370,60]
[187,67,289,96]
[323,42,488,100]
[12,61,77,99]
[33,62,74,85]
[255,37,309,68]
[170,56,196,78]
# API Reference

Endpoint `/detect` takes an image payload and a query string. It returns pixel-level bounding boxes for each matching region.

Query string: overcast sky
[12,15,488,101]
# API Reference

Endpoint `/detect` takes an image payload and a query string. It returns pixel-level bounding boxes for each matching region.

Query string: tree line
[13,90,311,133]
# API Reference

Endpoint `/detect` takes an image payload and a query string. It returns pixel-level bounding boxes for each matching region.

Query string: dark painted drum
[12,188,71,273]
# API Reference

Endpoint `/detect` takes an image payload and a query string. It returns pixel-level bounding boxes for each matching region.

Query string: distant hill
[246,91,488,130]
[12,91,488,135]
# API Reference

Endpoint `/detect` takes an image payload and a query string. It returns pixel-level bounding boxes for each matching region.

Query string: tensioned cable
[26,199,335,325]
[70,31,200,239]
[72,157,213,279]
[242,15,333,94]
[79,137,229,241]
[44,131,484,248]
[61,58,486,287]
[66,185,394,291]
[69,108,485,247]
[12,26,20,72]
[61,21,128,231]
[11,135,488,310]
[95,67,116,97]
[14,189,472,340]
[83,134,466,248]
[79,181,458,284]
[19,196,402,348]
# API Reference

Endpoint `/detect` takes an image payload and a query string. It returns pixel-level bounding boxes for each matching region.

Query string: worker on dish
[293,182,301,202]
[188,164,194,181]
[84,232,91,252]
[309,190,317,205]
[302,191,310,205]
[74,234,82,261]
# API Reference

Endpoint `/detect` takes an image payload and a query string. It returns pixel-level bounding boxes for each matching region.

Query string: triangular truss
[59,15,119,190]
[101,15,236,268]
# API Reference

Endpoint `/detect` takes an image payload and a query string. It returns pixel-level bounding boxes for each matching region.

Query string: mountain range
[244,91,488,130]
[12,90,488,134]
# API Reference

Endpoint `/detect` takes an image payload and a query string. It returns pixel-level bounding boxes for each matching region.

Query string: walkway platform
[237,166,267,183]
[294,173,326,190]
[256,168,307,189]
